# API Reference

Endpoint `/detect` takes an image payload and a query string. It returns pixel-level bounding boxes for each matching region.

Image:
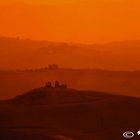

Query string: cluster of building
[45,81,67,89]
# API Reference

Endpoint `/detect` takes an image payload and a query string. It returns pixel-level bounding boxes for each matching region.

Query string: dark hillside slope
[0,87,140,140]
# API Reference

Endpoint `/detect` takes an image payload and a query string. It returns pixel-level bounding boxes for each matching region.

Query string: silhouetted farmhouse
[45,81,67,89]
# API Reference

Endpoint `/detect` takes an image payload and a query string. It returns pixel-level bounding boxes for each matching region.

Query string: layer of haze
[0,0,140,43]
[0,0,140,100]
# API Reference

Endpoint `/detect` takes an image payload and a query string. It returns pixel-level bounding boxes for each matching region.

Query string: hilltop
[9,88,112,105]
[0,68,140,99]
[6,81,112,105]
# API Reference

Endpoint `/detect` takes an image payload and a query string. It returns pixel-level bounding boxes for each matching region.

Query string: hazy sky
[0,0,140,43]
[0,0,129,4]
[0,0,81,4]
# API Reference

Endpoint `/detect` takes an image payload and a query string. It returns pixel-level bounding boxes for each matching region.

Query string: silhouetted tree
[55,81,60,88]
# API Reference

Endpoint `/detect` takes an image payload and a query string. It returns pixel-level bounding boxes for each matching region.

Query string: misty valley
[0,38,140,140]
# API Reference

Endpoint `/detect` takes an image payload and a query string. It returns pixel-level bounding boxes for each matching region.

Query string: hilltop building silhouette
[45,81,67,89]
[45,82,52,88]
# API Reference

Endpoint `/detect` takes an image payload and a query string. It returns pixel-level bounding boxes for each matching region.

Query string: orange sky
[0,0,140,43]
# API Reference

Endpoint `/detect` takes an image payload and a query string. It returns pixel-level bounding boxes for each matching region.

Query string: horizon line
[1,36,140,46]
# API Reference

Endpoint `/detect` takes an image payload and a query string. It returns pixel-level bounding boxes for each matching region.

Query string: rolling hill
[0,87,140,140]
[0,68,140,99]
[0,37,140,70]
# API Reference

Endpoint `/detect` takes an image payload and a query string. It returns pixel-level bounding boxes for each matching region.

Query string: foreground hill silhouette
[8,86,112,105]
[0,86,140,140]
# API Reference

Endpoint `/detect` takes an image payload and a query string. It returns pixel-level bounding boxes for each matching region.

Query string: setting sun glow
[0,0,140,43]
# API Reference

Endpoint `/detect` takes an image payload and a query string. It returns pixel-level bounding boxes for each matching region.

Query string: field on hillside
[0,88,140,140]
